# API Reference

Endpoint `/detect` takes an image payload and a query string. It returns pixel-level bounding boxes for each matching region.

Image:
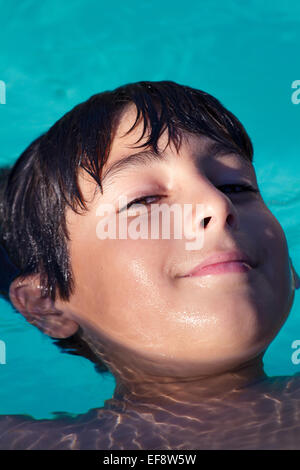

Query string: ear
[290,258,300,290]
[8,274,79,338]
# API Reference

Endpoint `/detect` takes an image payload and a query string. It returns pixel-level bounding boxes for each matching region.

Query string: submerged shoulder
[0,413,46,449]
[0,408,122,450]
[282,372,300,397]
[261,372,300,401]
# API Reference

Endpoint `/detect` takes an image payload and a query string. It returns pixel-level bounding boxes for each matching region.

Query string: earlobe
[9,274,79,338]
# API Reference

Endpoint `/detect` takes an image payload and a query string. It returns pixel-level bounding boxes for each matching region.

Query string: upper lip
[181,250,256,277]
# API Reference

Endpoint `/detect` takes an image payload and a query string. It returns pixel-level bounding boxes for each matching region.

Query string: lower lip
[186,261,252,277]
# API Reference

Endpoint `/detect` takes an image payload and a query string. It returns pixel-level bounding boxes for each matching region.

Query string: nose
[186,179,239,237]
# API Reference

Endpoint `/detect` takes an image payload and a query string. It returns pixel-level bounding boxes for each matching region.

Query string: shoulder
[0,413,79,449]
[0,408,122,450]
[0,413,46,449]
[261,372,300,402]
[282,372,300,397]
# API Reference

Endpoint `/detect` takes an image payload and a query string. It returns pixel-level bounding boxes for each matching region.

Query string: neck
[105,356,268,413]
[79,324,268,413]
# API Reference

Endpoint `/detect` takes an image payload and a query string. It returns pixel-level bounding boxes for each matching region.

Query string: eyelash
[123,184,259,211]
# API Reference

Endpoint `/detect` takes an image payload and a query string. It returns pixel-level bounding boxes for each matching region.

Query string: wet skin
[3,103,300,449]
[1,372,300,449]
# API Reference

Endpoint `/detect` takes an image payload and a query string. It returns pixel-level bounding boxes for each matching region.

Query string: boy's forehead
[105,132,247,180]
[106,105,213,171]
[107,104,167,166]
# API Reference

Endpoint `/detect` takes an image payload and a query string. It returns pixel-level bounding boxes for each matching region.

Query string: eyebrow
[100,140,246,190]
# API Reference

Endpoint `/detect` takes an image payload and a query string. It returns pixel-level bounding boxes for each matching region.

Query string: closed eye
[121,184,259,212]
[218,183,259,194]
[121,195,164,212]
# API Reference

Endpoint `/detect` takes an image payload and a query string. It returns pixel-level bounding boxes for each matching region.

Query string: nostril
[201,213,237,230]
[202,217,211,228]
[226,213,235,227]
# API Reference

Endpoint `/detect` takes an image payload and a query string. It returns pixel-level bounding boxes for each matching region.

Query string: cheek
[253,205,292,288]
[68,236,169,335]
[242,203,294,327]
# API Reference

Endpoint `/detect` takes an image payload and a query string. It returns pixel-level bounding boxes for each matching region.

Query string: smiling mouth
[178,249,257,278]
[183,260,253,277]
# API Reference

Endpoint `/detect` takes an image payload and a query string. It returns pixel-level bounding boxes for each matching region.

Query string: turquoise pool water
[0,0,300,419]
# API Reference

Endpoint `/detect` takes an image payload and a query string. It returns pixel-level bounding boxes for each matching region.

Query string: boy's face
[56,104,296,377]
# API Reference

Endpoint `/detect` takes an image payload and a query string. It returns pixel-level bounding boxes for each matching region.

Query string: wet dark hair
[0,80,253,304]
